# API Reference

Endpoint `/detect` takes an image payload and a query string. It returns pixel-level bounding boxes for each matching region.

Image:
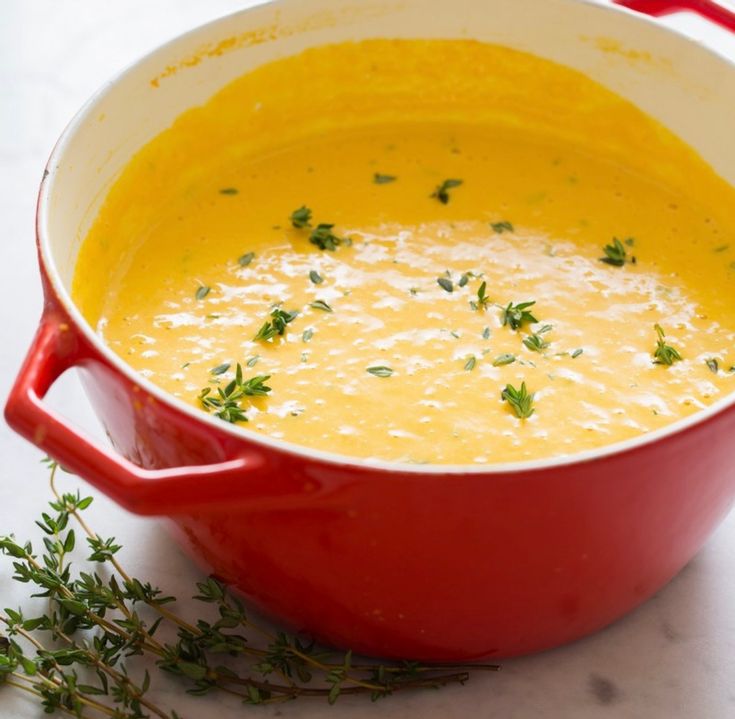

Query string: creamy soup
[73,40,735,464]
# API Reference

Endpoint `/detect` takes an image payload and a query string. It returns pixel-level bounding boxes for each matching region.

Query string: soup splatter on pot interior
[73,40,735,465]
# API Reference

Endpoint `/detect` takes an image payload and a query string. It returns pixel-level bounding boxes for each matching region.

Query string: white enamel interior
[39,0,735,473]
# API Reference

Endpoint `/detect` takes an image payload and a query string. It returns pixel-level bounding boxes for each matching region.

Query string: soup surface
[73,40,735,465]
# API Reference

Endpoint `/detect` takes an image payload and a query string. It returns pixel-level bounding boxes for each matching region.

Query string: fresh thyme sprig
[501,382,535,419]
[600,237,636,267]
[501,301,538,331]
[652,324,683,366]
[198,364,271,422]
[0,461,498,715]
[253,308,298,342]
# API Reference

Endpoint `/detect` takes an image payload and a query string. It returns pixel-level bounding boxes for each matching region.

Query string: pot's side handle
[613,0,735,32]
[4,312,284,516]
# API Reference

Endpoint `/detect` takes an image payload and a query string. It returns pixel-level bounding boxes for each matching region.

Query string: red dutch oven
[5,0,735,661]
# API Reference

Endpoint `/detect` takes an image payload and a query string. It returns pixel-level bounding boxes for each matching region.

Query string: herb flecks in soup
[73,40,735,465]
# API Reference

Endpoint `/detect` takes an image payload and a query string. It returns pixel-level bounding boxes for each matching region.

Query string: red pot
[6,0,735,660]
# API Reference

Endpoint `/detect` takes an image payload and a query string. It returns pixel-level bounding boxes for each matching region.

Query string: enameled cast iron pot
[6,0,735,660]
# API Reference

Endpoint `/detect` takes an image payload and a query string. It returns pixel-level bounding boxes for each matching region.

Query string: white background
[2,1,735,717]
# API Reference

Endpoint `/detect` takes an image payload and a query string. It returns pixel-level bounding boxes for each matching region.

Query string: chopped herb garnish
[373,173,397,184]
[482,326,491,340]
[714,244,730,253]
[523,325,552,353]
[652,324,683,366]
[309,270,324,284]
[253,307,298,341]
[437,277,454,293]
[309,223,345,251]
[367,366,393,377]
[195,285,211,300]
[493,353,516,367]
[458,274,469,288]
[210,362,231,376]
[501,300,538,331]
[431,178,463,204]
[470,281,490,311]
[310,299,333,312]
[523,334,549,353]
[181,361,191,369]
[706,358,719,374]
[198,365,271,423]
[571,348,584,359]
[501,382,535,419]
[490,221,514,234]
[290,205,312,228]
[302,328,314,342]
[464,356,477,371]
[219,187,238,195]
[600,237,636,267]
[238,251,256,267]
[246,355,259,367]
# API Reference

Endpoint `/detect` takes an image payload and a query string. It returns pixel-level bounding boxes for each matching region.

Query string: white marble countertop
[2,1,735,717]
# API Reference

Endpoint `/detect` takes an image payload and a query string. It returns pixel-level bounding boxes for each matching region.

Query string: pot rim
[36,0,735,476]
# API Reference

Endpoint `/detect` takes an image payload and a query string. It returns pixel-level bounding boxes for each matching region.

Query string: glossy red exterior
[5,0,735,660]
[614,0,735,31]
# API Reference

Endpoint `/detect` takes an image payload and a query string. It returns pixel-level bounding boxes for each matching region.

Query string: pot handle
[4,311,289,516]
[613,0,735,31]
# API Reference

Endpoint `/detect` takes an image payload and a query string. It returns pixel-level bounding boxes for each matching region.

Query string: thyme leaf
[253,308,299,341]
[600,237,636,267]
[492,353,516,367]
[310,300,333,313]
[431,178,463,204]
[195,285,211,300]
[470,281,490,311]
[522,325,552,353]
[490,221,514,234]
[501,382,535,419]
[437,277,454,293]
[373,173,397,184]
[652,324,683,366]
[309,224,345,251]
[501,301,538,331]
[367,366,393,377]
[290,205,312,229]
[238,251,256,267]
